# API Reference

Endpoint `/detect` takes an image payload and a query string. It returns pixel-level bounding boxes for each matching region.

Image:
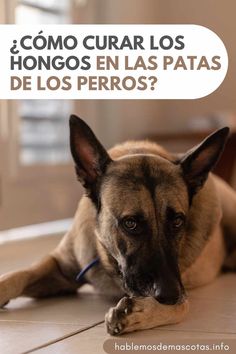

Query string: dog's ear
[69,114,112,189]
[180,127,229,194]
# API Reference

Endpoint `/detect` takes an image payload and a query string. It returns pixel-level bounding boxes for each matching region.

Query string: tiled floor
[0,235,236,354]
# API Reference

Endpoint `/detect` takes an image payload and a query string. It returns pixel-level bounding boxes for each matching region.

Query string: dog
[0,114,236,335]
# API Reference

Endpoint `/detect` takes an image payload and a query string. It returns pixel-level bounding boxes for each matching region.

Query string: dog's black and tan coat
[1,115,236,335]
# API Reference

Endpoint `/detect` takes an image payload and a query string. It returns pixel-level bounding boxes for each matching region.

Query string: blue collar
[76,257,100,282]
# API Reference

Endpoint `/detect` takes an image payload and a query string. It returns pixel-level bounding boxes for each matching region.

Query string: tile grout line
[0,319,101,325]
[20,320,105,354]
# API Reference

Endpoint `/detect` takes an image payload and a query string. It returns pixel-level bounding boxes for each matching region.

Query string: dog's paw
[0,301,9,309]
[0,294,10,308]
[105,296,134,335]
[0,276,14,308]
[105,296,159,335]
[0,290,11,308]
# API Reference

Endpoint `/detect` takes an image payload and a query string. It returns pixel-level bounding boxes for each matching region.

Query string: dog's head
[70,114,229,304]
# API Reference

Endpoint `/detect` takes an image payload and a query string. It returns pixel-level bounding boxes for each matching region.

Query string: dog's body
[1,116,236,335]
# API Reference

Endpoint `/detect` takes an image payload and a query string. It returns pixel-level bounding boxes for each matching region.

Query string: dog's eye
[120,215,147,235]
[172,214,185,229]
[122,217,137,231]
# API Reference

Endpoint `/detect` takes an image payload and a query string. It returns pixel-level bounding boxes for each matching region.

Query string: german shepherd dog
[0,115,236,335]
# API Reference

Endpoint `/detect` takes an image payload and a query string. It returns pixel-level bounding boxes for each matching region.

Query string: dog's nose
[153,280,184,305]
[155,294,181,305]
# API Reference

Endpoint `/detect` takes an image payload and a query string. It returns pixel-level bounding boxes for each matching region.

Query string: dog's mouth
[121,270,185,305]
[123,281,184,305]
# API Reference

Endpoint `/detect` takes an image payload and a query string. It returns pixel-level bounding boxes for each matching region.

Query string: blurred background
[0,0,236,233]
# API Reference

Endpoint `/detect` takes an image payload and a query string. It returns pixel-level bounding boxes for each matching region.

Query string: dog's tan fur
[0,118,236,335]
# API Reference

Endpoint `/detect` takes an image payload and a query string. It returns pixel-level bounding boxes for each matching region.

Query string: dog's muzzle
[122,269,184,305]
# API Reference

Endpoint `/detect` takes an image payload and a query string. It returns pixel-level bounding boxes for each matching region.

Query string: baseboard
[0,218,73,244]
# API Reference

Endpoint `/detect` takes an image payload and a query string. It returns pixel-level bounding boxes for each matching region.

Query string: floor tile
[0,291,113,326]
[0,322,84,354]
[34,324,236,354]
[188,273,236,300]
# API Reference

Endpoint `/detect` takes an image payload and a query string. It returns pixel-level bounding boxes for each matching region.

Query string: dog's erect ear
[180,127,229,194]
[69,115,112,189]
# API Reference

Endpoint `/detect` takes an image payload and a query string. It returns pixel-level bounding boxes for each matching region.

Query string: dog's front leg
[0,254,79,307]
[105,296,189,335]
